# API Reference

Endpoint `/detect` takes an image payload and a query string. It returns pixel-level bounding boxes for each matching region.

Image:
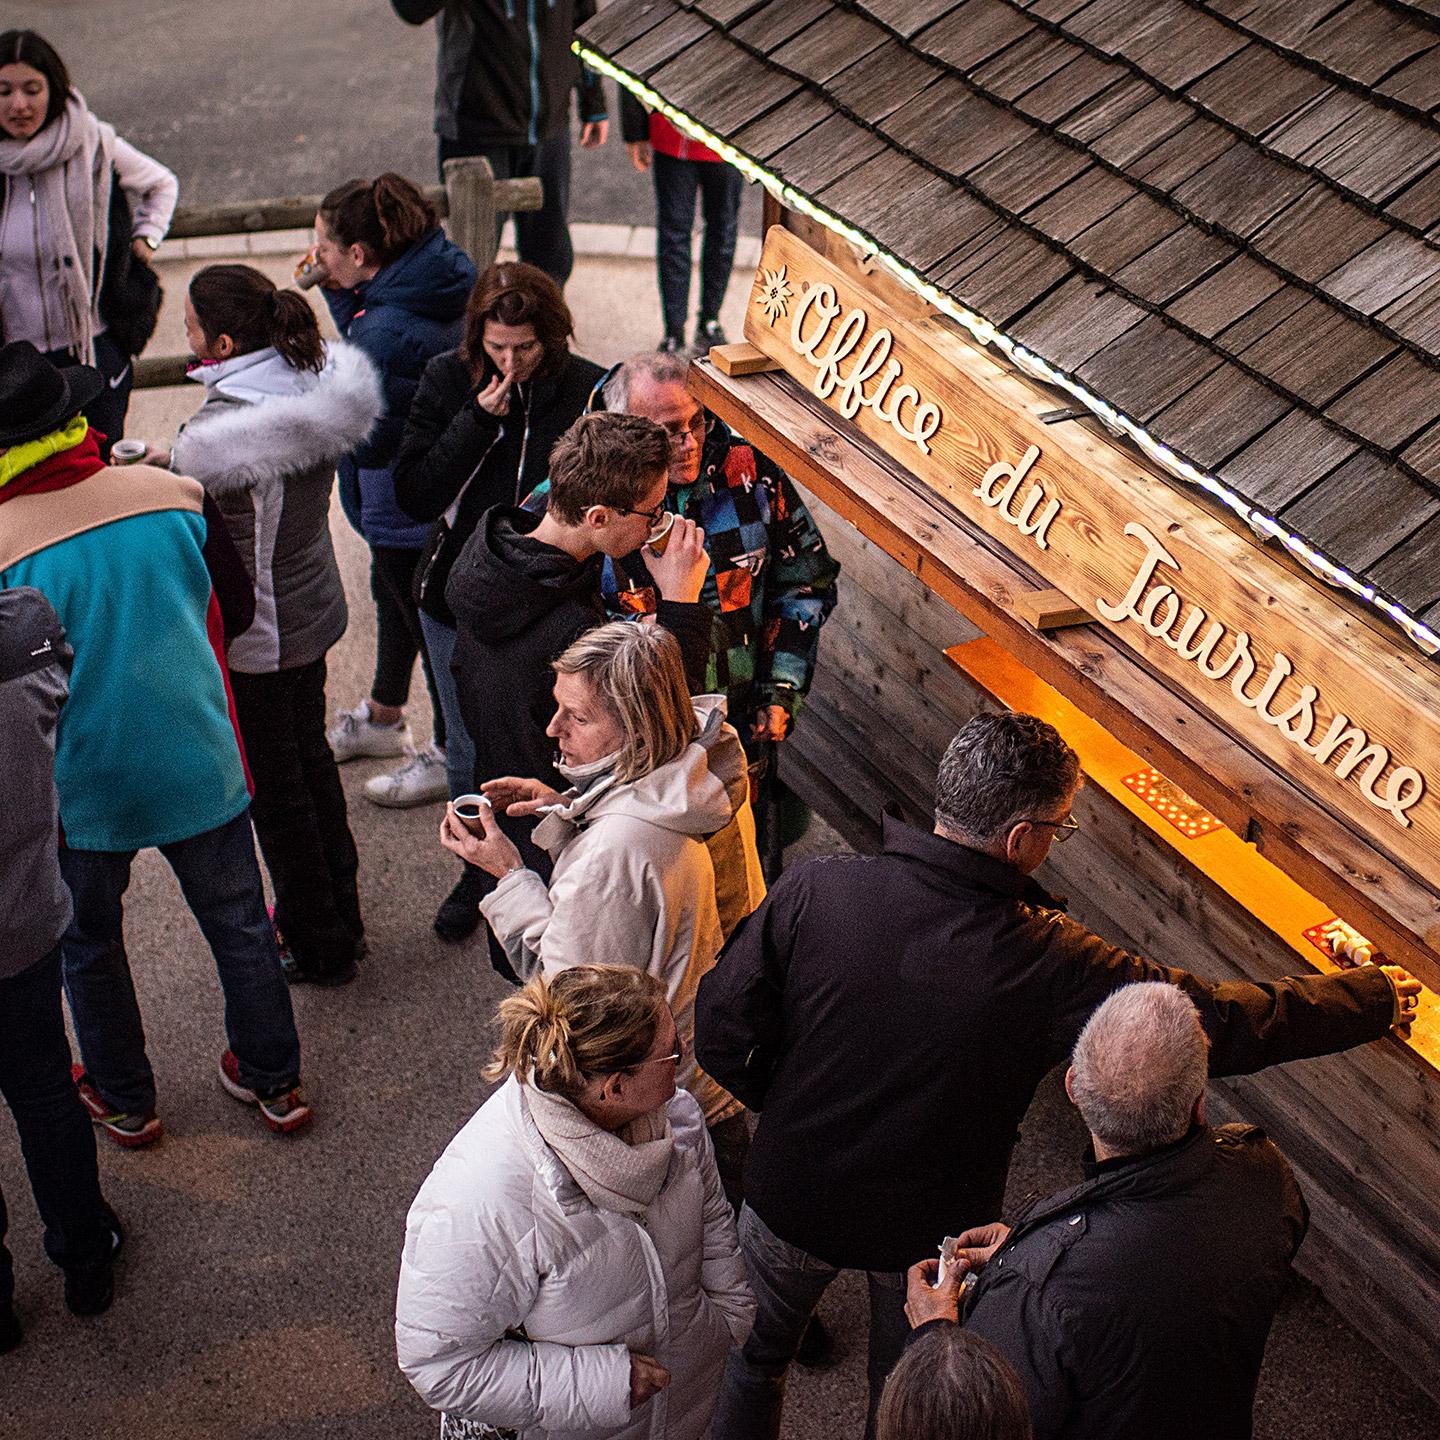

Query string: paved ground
[3,4,1439,1437]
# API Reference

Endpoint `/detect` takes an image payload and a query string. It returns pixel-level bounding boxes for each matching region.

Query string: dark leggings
[368,545,446,749]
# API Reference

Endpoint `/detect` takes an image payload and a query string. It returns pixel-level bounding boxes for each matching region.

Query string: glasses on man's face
[662,410,706,451]
[1031,814,1080,843]
[618,500,666,526]
[631,1051,682,1070]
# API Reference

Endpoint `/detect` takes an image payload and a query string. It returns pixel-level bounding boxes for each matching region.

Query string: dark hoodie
[446,505,713,798]
[323,227,479,547]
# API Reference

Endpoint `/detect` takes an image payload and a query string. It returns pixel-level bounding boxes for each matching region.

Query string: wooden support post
[1015,588,1092,631]
[443,158,544,271]
[707,343,781,377]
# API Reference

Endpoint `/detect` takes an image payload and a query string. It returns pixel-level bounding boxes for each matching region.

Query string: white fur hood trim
[171,342,383,494]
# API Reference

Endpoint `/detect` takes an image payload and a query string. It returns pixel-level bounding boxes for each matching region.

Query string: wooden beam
[707,342,781,377]
[1015,587,1091,631]
[687,360,1440,994]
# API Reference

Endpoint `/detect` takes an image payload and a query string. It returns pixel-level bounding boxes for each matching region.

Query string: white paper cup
[452,793,491,834]
[644,510,676,555]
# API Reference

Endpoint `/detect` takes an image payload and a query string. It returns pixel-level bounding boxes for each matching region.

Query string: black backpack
[98,174,163,357]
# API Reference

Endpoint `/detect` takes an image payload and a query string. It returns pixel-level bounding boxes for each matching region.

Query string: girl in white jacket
[396,965,754,1440]
[438,622,764,1147]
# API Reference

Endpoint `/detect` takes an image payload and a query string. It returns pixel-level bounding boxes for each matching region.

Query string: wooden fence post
[443,156,498,270]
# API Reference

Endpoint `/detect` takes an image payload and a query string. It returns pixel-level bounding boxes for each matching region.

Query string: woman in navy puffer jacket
[315,173,477,806]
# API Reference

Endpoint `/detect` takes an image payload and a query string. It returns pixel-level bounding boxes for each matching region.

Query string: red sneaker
[70,1064,162,1148]
[216,1050,312,1134]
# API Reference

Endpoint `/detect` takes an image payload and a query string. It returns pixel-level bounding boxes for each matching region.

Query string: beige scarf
[0,94,113,360]
[525,1083,674,1218]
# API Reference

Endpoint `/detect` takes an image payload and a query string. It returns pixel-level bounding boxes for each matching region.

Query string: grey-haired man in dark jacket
[904,982,1309,1440]
[0,588,121,1346]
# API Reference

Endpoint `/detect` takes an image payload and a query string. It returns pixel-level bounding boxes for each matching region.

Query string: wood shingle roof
[581,0,1440,629]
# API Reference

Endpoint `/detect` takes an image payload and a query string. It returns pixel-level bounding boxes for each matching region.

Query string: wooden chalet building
[578,0,1440,1382]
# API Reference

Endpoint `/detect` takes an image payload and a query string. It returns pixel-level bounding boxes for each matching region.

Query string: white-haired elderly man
[906,982,1307,1440]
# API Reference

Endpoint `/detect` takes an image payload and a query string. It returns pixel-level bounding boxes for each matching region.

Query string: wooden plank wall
[784,486,1440,1387]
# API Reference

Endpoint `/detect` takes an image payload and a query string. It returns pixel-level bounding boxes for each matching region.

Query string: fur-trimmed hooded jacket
[171,342,382,673]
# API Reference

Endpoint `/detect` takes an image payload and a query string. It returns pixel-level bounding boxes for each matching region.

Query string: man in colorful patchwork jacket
[527,350,839,777]
[0,342,310,1148]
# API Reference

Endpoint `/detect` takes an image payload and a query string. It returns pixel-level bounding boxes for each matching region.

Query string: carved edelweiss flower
[754,264,794,324]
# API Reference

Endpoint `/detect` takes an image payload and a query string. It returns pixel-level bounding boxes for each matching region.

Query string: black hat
[0,341,106,448]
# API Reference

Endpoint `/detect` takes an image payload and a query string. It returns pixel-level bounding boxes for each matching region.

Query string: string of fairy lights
[576,41,1440,659]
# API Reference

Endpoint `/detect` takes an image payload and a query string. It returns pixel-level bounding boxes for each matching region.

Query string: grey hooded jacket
[171,342,382,673]
[0,587,73,978]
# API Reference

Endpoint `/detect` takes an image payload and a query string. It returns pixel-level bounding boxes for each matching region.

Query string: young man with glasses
[696,710,1419,1440]
[445,411,713,975]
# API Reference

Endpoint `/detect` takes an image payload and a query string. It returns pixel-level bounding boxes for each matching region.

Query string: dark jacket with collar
[392,0,606,147]
[394,346,604,627]
[323,228,477,548]
[957,1124,1307,1440]
[694,815,1395,1273]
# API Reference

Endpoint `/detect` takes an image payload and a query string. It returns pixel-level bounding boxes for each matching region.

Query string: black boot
[434,864,486,943]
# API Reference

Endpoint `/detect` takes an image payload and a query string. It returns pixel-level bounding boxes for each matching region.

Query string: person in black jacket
[903,982,1314,1440]
[391,1,607,286]
[395,261,603,940]
[698,711,1418,1440]
[445,411,712,975]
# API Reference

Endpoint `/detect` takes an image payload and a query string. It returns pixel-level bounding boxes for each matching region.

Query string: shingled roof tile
[1021,165,1137,243]
[1186,43,1333,135]
[851,0,963,41]
[1086,94,1195,167]
[1008,277,1149,370]
[1371,512,1440,612]
[879,79,1029,176]
[610,6,711,77]
[829,41,944,126]
[1401,421,1440,484]
[969,27,1079,100]
[1324,351,1440,452]
[1069,192,1185,273]
[1166,253,1286,338]
[1012,48,1132,126]
[1114,225,1235,304]
[1238,297,1397,407]
[1318,232,1440,317]
[1077,315,1224,420]
[1171,145,1315,238]
[911,0,1033,72]
[1120,5,1250,89]
[1147,364,1293,468]
[968,132,1093,212]
[1281,452,1440,570]
[950,231,1076,325]
[731,0,830,53]
[1322,112,1440,206]
[1212,281,1312,353]
[1305,1,1437,87]
[649,33,799,132]
[1055,75,1155,143]
[1249,187,1391,285]
[1125,117,1234,192]
[1220,410,1361,510]
[769,6,888,83]
[867,172,979,273]
[1385,163,1440,237]
[1377,269,1440,353]
[1378,43,1440,112]
[581,0,681,55]
[731,90,834,161]
[767,112,887,194]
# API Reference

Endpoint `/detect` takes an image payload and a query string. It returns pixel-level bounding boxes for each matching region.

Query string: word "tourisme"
[790,284,943,456]
[1098,523,1425,828]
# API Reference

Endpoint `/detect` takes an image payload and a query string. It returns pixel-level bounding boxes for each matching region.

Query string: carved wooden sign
[745,226,1440,882]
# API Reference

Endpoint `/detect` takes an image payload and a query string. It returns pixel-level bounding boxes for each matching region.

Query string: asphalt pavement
[2,4,1439,1437]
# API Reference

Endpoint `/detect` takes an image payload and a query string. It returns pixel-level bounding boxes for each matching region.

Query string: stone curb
[158,221,763,270]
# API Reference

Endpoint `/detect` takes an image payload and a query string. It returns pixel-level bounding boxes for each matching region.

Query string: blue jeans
[653,151,743,338]
[418,611,476,799]
[712,1205,908,1440]
[0,946,114,1311]
[59,809,302,1114]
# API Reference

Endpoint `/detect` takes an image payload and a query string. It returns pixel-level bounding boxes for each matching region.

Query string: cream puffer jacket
[480,698,763,1124]
[396,1078,755,1440]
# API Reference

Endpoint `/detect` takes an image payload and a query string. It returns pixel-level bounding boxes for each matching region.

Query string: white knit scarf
[0,94,113,360]
[525,1083,674,1218]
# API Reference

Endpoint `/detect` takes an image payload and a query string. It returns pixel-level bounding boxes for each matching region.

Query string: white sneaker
[328,703,414,761]
[363,743,450,808]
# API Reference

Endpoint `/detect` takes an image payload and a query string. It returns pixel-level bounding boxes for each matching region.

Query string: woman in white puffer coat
[396,965,754,1440]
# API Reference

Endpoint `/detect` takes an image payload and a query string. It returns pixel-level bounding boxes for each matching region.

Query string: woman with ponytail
[163,262,384,985]
[310,172,478,810]
[0,30,177,456]
[397,965,753,1440]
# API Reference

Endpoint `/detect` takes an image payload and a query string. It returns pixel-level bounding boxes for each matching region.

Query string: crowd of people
[0,11,1431,1440]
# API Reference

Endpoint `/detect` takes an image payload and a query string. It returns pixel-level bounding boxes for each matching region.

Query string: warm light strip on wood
[945,636,1438,1071]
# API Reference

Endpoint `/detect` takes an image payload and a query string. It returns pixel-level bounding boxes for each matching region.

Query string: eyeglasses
[631,1051,681,1069]
[1030,814,1080,843]
[661,410,706,450]
[617,500,667,526]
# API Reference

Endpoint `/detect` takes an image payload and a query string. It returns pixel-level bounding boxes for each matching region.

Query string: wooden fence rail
[134,159,540,390]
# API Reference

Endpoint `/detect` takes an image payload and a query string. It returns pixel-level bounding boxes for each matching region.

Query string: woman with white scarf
[397,965,754,1440]
[0,30,177,455]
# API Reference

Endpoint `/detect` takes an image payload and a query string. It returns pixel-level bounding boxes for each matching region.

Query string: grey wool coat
[171,341,383,673]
